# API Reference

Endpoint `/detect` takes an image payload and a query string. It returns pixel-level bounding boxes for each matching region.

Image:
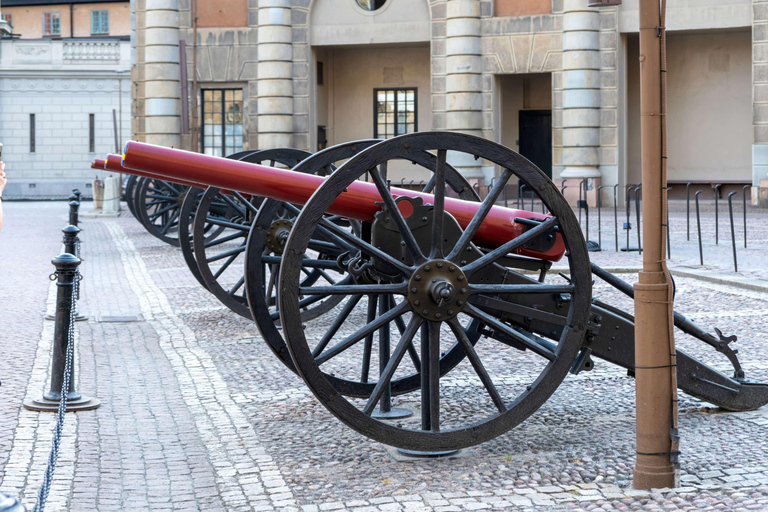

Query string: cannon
[105,132,768,453]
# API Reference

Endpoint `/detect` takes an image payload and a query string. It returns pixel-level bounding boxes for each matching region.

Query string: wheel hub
[266,219,293,254]
[408,259,468,321]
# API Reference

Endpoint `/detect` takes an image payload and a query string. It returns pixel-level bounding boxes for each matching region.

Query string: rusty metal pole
[633,0,678,489]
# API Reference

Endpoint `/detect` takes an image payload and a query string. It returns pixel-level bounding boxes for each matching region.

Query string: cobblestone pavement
[1,201,768,511]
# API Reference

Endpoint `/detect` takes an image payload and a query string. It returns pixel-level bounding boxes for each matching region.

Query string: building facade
[0,0,131,198]
[132,0,760,203]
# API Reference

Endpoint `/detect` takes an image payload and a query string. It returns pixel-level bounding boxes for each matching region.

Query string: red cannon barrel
[121,141,565,261]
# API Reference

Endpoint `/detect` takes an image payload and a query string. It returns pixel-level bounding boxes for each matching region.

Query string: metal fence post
[714,183,722,245]
[23,253,99,412]
[635,185,642,254]
[686,182,691,241]
[728,191,738,272]
[613,184,619,252]
[664,187,671,259]
[597,185,604,249]
[743,185,750,248]
[695,190,703,266]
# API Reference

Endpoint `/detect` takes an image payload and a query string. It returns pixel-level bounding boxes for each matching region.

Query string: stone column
[561,0,601,181]
[754,0,768,205]
[445,0,484,180]
[257,0,293,149]
[142,0,181,147]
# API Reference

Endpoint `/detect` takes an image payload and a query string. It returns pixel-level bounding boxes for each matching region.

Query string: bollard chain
[32,270,79,512]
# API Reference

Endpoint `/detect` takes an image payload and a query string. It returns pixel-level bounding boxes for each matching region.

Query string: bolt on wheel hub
[408,259,468,321]
[266,219,293,254]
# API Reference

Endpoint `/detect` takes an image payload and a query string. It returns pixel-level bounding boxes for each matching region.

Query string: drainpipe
[191,0,198,152]
[632,0,678,490]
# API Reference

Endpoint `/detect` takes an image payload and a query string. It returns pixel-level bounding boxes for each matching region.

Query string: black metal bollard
[72,189,82,202]
[613,184,619,252]
[686,182,692,241]
[728,191,738,272]
[714,183,722,245]
[695,190,704,266]
[62,226,87,322]
[68,200,80,228]
[743,185,751,248]
[24,254,99,412]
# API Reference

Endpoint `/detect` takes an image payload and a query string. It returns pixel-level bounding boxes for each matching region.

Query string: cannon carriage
[102,131,768,453]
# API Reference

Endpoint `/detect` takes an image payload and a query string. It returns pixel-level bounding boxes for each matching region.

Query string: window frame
[42,11,61,37]
[89,114,95,153]
[373,87,418,140]
[2,13,13,27]
[90,9,109,35]
[200,88,244,157]
[30,113,36,153]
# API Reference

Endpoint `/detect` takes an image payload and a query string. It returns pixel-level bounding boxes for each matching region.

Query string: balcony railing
[62,40,121,61]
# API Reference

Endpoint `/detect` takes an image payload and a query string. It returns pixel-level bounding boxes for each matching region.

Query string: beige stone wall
[495,0,551,18]
[197,0,248,28]
[498,73,552,152]
[4,2,129,39]
[626,30,752,184]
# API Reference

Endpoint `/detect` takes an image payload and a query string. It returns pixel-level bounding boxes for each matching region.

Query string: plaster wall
[494,0,550,18]
[3,2,130,39]
[618,0,750,33]
[625,30,751,185]
[197,0,248,28]
[309,0,430,46]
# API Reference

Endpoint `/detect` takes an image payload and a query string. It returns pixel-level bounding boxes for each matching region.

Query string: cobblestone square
[2,201,768,512]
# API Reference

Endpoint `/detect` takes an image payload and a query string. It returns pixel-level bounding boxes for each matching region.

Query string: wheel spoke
[448,318,506,412]
[232,191,259,214]
[212,252,240,280]
[464,303,556,361]
[228,276,245,296]
[468,283,573,295]
[430,149,447,258]
[160,210,180,235]
[363,314,423,415]
[206,244,246,263]
[204,231,245,248]
[461,217,559,276]
[148,203,176,221]
[315,300,410,365]
[299,283,406,296]
[427,321,441,431]
[311,294,365,357]
[447,169,513,261]
[266,263,278,304]
[394,311,421,372]
[361,295,377,383]
[218,193,247,217]
[370,167,426,264]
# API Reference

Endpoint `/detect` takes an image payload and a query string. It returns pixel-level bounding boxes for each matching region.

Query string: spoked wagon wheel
[135,177,190,247]
[124,175,138,218]
[192,148,312,318]
[245,139,484,397]
[178,150,264,288]
[278,132,591,452]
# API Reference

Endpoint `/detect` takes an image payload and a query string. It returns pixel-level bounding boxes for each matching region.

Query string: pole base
[586,240,601,252]
[23,395,100,412]
[44,312,88,321]
[0,493,26,512]
[396,448,461,459]
[621,247,641,252]
[371,407,413,420]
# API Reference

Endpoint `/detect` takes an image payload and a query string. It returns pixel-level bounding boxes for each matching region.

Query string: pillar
[561,0,601,181]
[142,0,181,147]
[257,0,293,149]
[445,0,485,180]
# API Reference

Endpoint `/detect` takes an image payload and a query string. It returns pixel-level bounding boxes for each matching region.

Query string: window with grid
[2,13,13,27]
[374,88,417,139]
[91,10,109,35]
[201,89,244,157]
[42,11,60,36]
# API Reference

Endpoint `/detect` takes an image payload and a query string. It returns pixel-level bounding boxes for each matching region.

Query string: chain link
[32,270,79,512]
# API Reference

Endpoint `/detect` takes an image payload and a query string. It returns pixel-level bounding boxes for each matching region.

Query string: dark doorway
[518,110,552,178]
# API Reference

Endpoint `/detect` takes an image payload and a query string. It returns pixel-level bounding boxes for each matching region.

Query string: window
[42,12,60,36]
[91,10,109,35]
[30,114,36,153]
[356,0,387,11]
[2,13,13,27]
[374,88,417,139]
[89,114,95,152]
[201,89,243,157]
